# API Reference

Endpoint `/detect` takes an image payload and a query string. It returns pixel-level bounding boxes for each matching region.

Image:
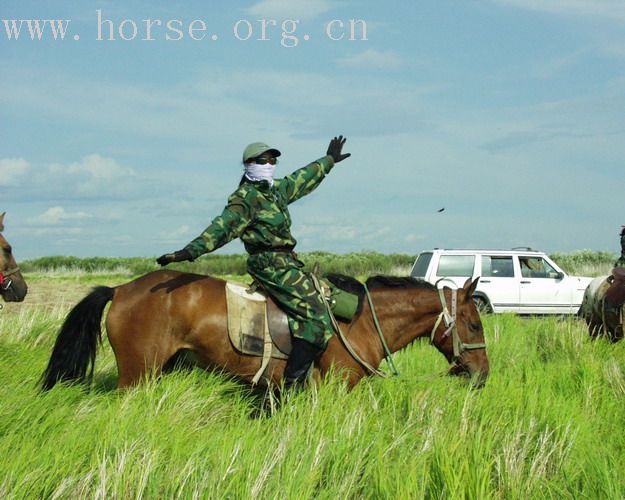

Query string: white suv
[411,248,593,314]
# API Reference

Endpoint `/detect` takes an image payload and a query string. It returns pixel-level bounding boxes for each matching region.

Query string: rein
[430,284,486,360]
[363,284,400,376]
[311,274,398,378]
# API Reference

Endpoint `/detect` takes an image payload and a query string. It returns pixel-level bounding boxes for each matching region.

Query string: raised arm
[283,135,351,204]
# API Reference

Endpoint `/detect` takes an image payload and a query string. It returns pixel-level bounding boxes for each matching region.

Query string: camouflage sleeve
[184,198,251,259]
[282,155,335,204]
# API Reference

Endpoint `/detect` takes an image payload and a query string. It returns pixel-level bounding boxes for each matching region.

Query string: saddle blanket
[225,282,290,360]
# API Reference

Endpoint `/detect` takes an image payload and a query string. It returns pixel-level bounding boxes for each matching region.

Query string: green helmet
[242,142,281,163]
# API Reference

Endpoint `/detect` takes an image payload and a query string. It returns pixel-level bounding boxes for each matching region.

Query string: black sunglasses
[252,156,278,165]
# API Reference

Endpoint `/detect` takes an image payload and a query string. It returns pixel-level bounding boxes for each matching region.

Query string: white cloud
[490,0,625,20]
[244,0,333,20]
[0,64,439,153]
[49,154,136,193]
[0,158,29,186]
[337,49,403,69]
[31,227,85,237]
[30,206,92,225]
[1,153,167,205]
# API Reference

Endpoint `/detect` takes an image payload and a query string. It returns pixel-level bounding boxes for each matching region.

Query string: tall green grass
[1,300,624,497]
[550,250,617,277]
[21,250,615,279]
[21,252,415,279]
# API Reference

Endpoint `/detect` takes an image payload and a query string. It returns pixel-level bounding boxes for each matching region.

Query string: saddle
[225,282,292,361]
[224,276,361,384]
[606,268,625,308]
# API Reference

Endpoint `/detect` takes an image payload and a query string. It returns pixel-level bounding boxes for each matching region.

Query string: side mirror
[555,272,564,280]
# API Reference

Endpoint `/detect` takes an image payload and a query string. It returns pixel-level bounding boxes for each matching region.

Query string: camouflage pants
[247,252,333,348]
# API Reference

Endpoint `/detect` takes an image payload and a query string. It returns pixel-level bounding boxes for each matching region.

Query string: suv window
[519,256,558,279]
[481,256,514,278]
[437,255,475,276]
[412,252,432,278]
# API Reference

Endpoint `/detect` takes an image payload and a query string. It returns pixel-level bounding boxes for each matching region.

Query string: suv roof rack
[427,248,539,252]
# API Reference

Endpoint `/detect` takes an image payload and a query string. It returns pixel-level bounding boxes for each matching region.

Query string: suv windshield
[412,252,432,278]
[519,256,559,279]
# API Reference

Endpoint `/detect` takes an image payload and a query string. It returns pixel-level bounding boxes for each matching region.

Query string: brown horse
[41,271,489,391]
[0,212,28,304]
[579,271,624,342]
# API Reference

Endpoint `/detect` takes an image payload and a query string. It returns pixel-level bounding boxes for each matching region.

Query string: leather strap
[310,273,391,378]
[252,301,273,385]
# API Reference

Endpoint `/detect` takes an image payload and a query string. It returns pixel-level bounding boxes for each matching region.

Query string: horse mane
[366,275,436,291]
[324,273,364,295]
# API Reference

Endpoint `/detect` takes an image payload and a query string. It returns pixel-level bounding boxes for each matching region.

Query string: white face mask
[244,162,276,186]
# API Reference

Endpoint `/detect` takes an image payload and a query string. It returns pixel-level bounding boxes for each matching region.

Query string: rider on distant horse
[157,137,351,390]
[615,226,625,269]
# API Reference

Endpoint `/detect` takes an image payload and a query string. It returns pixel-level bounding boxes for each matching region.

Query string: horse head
[0,212,28,302]
[432,277,489,387]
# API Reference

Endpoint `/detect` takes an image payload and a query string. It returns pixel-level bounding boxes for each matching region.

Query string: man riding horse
[157,137,351,390]
[580,226,625,341]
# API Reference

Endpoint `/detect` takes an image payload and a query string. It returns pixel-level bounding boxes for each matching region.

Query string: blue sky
[1,0,624,259]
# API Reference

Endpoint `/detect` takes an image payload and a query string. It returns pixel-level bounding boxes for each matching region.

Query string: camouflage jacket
[184,155,335,259]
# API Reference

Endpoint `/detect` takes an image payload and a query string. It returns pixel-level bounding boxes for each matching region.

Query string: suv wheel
[473,296,492,314]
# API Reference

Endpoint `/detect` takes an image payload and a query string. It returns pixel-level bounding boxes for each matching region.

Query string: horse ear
[464,277,480,302]
[0,212,5,232]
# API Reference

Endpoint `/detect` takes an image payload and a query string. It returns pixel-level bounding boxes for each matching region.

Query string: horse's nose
[471,369,488,389]
[10,282,28,302]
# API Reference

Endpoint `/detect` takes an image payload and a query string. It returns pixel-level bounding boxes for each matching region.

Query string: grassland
[20,251,417,279]
[20,249,618,279]
[1,252,623,498]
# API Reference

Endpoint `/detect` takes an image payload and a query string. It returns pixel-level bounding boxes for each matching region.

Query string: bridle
[0,265,21,302]
[430,280,486,361]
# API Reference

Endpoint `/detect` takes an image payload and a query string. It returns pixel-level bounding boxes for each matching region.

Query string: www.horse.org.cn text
[1,11,369,48]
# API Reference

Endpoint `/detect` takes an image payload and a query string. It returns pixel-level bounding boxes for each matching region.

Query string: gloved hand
[326,135,351,163]
[156,249,193,266]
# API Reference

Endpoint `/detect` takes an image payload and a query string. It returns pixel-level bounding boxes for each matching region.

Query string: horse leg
[114,340,175,388]
[588,319,601,339]
[107,308,181,389]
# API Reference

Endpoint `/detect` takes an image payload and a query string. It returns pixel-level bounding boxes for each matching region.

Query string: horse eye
[469,322,481,332]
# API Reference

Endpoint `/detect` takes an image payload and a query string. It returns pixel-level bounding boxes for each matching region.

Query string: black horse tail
[41,286,115,391]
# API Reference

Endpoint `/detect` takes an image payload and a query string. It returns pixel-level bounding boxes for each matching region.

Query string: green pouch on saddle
[320,279,359,321]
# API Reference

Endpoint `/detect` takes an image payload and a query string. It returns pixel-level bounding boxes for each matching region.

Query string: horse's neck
[364,288,441,353]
